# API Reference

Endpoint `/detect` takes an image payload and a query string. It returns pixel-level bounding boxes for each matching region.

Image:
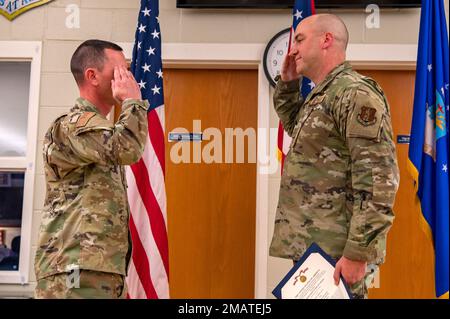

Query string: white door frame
[119,42,417,298]
[0,41,42,285]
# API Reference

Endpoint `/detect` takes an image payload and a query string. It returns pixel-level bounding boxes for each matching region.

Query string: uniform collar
[71,97,103,114]
[303,61,352,105]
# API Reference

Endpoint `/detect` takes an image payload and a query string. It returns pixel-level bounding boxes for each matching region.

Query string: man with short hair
[34,39,148,299]
[269,14,400,299]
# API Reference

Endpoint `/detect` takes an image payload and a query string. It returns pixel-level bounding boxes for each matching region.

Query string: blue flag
[408,0,449,299]
[131,0,164,111]
[291,0,316,97]
[278,0,316,169]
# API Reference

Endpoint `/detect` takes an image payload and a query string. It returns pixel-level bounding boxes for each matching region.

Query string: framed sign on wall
[0,0,55,21]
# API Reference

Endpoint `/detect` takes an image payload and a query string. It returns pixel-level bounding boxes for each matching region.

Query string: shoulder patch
[76,112,96,128]
[347,89,385,141]
[356,106,378,126]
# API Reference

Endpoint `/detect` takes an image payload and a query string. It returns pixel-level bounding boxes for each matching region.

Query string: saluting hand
[111,66,142,103]
[280,52,301,82]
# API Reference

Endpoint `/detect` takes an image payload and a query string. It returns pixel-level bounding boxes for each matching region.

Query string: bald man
[269,14,400,299]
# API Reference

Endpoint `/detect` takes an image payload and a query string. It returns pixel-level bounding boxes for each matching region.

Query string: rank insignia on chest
[357,106,377,126]
[0,0,54,21]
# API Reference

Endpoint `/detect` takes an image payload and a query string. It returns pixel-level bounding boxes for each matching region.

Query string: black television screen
[177,0,421,8]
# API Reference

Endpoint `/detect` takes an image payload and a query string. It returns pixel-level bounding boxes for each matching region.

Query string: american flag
[125,0,169,299]
[277,0,316,170]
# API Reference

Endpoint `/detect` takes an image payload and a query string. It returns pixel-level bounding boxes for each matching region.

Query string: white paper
[281,252,350,299]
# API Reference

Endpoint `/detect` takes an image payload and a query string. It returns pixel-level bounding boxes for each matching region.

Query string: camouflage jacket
[269,62,400,264]
[34,97,148,280]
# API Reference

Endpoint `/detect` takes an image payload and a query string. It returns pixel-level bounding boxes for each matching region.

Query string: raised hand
[280,52,301,82]
[111,66,142,103]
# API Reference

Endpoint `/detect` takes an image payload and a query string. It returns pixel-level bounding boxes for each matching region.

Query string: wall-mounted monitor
[177,0,421,9]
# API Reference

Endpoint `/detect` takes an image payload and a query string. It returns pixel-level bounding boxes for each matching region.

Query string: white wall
[0,0,448,297]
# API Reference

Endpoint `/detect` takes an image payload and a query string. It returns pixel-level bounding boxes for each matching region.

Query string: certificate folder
[272,243,353,299]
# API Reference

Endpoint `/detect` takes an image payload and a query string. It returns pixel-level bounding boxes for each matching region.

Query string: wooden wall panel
[163,69,258,298]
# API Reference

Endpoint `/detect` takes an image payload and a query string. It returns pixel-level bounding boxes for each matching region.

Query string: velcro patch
[76,112,96,128]
[357,106,378,126]
[347,93,384,140]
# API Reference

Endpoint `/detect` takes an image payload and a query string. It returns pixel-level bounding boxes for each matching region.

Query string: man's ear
[322,32,334,49]
[85,68,98,86]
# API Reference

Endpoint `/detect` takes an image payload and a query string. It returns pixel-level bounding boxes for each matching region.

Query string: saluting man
[34,40,148,299]
[269,14,400,299]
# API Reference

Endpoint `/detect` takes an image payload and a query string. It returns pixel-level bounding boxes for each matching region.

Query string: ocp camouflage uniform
[270,62,400,298]
[34,97,148,299]
[35,269,127,299]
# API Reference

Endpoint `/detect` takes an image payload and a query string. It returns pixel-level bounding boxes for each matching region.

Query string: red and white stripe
[277,122,292,172]
[126,106,169,299]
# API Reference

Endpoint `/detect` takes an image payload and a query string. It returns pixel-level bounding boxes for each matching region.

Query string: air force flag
[408,0,449,299]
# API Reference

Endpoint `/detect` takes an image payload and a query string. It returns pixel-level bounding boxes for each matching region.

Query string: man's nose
[289,48,297,57]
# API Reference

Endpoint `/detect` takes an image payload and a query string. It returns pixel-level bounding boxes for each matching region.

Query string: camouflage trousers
[35,270,127,299]
[348,265,378,299]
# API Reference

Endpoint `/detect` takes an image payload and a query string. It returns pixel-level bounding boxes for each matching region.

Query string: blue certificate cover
[272,243,353,299]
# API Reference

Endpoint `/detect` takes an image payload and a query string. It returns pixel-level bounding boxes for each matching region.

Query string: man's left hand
[333,256,367,286]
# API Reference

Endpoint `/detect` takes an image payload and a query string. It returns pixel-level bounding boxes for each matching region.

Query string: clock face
[263,28,291,87]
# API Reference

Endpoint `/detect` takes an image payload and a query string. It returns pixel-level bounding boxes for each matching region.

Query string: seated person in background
[0,236,20,270]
